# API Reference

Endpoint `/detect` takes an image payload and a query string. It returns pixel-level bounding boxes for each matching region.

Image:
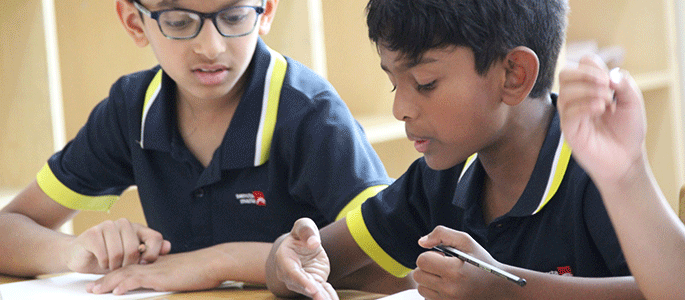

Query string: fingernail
[610,68,622,85]
[92,284,101,293]
[418,236,427,243]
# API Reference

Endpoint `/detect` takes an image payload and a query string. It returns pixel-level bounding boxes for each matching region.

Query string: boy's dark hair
[366,0,568,98]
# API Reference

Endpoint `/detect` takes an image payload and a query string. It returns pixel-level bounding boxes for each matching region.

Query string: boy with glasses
[0,0,406,295]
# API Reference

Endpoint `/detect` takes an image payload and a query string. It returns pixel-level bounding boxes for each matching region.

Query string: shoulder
[107,66,163,105]
[280,58,345,111]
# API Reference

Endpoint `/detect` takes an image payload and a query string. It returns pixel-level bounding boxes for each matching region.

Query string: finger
[100,221,125,271]
[418,226,472,250]
[291,218,321,249]
[116,218,141,267]
[578,54,609,72]
[80,228,109,272]
[133,224,166,263]
[416,250,464,278]
[416,284,441,300]
[322,282,339,300]
[610,68,643,108]
[278,261,323,296]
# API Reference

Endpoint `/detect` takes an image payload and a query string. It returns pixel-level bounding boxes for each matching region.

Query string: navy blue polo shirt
[37,39,392,253]
[347,104,629,278]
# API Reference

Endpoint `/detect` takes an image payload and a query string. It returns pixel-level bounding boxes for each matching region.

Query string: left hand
[86,249,224,295]
[414,226,509,299]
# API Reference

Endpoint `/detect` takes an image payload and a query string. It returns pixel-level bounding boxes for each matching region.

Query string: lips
[407,132,430,153]
[193,65,229,85]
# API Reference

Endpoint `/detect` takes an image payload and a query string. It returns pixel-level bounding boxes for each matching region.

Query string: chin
[423,156,460,171]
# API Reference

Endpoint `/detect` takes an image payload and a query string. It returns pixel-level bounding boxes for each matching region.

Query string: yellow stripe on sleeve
[36,163,118,211]
[335,185,387,221]
[346,205,413,277]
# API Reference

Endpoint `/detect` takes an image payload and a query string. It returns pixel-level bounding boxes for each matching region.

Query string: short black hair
[366,0,568,98]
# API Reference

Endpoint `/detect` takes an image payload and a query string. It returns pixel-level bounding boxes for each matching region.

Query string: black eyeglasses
[133,2,265,40]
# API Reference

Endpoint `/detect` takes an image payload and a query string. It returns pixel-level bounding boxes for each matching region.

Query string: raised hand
[557,55,647,184]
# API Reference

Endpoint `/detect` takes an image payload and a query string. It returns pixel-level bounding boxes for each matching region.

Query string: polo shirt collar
[452,107,573,217]
[138,38,288,170]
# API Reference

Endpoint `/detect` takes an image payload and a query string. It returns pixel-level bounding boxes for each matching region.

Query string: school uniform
[347,100,629,278]
[37,39,391,253]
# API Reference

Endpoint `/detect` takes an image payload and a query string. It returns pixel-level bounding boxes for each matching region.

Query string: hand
[62,218,171,274]
[414,226,507,299]
[273,218,338,300]
[85,249,223,295]
[557,55,647,184]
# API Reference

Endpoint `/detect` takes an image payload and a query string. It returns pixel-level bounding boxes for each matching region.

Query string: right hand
[273,218,338,300]
[62,218,171,274]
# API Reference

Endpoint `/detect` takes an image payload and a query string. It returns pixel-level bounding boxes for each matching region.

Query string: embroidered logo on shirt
[547,266,574,276]
[236,191,267,206]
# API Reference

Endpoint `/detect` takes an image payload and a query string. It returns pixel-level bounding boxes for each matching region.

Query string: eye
[417,80,436,92]
[220,9,249,25]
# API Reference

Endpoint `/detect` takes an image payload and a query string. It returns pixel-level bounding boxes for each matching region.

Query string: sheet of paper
[0,273,172,300]
[377,289,423,299]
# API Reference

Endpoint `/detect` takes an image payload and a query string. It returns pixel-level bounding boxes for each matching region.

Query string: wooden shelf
[633,71,674,91]
[357,115,406,144]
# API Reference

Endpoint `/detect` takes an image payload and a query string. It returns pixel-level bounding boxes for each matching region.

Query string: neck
[479,94,555,223]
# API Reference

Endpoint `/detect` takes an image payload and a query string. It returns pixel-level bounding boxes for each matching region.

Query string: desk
[0,274,386,300]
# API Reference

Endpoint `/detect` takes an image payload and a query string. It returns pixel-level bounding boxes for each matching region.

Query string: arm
[558,56,685,300]
[0,180,170,277]
[416,226,643,299]
[87,241,272,294]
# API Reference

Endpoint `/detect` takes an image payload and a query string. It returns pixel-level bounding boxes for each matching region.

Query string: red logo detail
[557,266,573,276]
[253,191,266,206]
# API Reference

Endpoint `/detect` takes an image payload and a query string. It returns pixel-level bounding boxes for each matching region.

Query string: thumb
[291,218,321,249]
[419,226,473,251]
[609,68,642,108]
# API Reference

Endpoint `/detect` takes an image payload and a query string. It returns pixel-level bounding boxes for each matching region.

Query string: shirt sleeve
[347,159,462,277]
[37,80,136,211]
[281,91,393,224]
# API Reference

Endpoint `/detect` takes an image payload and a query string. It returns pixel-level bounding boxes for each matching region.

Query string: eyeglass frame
[132,1,266,40]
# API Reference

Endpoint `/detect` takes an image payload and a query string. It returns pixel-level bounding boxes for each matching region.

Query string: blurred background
[1,0,684,234]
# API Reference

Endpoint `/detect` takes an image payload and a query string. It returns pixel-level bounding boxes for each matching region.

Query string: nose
[192,19,226,59]
[392,86,418,122]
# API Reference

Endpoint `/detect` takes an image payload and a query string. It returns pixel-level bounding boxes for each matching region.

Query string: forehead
[142,0,262,10]
[379,45,475,73]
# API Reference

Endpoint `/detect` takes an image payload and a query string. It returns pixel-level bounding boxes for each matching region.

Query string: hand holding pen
[414,226,526,299]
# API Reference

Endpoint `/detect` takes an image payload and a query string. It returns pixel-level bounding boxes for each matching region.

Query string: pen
[433,245,527,287]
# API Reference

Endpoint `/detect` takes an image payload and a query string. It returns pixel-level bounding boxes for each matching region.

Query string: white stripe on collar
[253,47,287,166]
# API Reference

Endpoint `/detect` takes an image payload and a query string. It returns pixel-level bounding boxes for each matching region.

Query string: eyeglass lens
[159,7,259,38]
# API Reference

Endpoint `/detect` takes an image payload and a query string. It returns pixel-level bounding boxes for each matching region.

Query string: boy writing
[266,0,644,299]
[0,0,402,295]
[559,57,685,299]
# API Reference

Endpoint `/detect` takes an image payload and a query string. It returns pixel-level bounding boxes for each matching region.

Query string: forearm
[205,241,272,285]
[503,267,643,299]
[593,154,685,300]
[0,212,72,276]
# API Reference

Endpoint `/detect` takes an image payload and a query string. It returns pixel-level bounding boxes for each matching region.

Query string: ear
[258,0,279,35]
[501,46,539,106]
[116,0,149,47]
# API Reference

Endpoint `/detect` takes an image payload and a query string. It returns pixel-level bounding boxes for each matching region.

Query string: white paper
[378,289,423,300]
[0,273,172,300]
